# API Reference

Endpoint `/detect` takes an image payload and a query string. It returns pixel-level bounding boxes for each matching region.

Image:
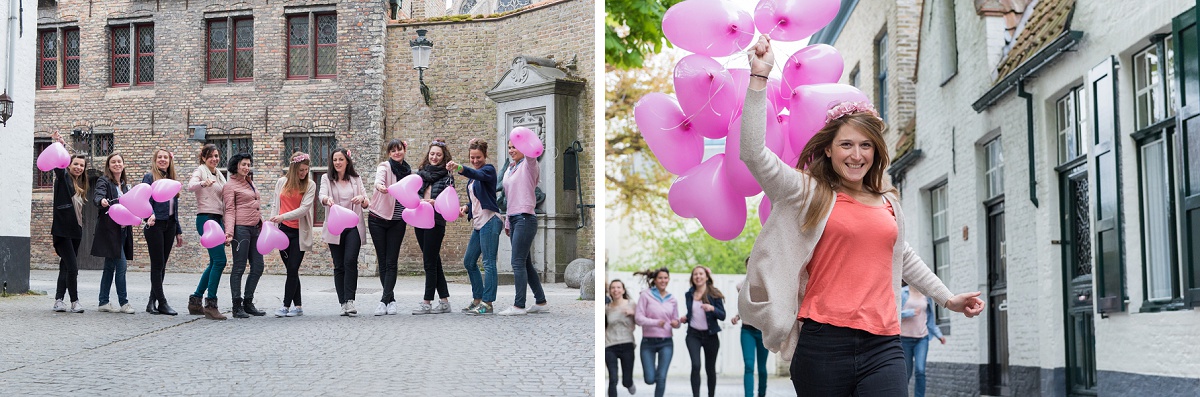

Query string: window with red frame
[34,140,54,188]
[37,30,57,89]
[111,23,154,86]
[286,12,336,80]
[207,17,254,82]
[36,27,80,90]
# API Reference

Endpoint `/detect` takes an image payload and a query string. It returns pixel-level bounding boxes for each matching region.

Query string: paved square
[2,269,595,395]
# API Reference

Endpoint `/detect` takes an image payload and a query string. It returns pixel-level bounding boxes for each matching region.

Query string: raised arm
[740,36,810,206]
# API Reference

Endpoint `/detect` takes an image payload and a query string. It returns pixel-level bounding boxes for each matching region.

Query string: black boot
[243,298,266,316]
[145,300,159,314]
[232,298,250,318]
[157,299,177,316]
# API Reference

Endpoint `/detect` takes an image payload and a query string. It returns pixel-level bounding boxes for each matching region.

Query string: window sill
[201,83,256,96]
[1138,299,1188,313]
[282,79,336,91]
[105,86,156,99]
[35,89,83,100]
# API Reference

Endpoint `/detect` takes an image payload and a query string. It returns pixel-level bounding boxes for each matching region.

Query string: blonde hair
[282,152,311,195]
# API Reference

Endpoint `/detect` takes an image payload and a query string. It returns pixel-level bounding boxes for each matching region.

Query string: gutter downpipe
[1018,78,1038,208]
[5,0,19,96]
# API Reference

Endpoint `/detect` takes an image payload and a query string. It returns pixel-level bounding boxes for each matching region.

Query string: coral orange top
[279,190,302,229]
[798,192,900,336]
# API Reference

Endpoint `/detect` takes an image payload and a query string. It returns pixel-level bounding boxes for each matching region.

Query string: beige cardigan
[271,176,317,251]
[736,88,954,362]
[187,164,227,215]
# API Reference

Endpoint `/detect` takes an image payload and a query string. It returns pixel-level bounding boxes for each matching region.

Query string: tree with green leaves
[605,0,683,70]
[605,51,678,223]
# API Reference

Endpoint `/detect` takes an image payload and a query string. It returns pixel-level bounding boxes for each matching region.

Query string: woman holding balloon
[269,152,317,318]
[187,144,228,320]
[497,129,548,316]
[91,153,135,314]
[47,132,87,314]
[140,149,184,315]
[411,139,455,315]
[319,148,369,317]
[446,138,500,315]
[367,139,411,316]
[737,37,984,396]
[223,153,265,319]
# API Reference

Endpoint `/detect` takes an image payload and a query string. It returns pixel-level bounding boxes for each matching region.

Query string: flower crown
[290,153,310,164]
[430,140,447,147]
[826,101,880,124]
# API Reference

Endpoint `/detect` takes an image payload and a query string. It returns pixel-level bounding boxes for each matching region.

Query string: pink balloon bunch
[36,142,71,172]
[151,179,182,201]
[257,221,289,255]
[107,204,142,226]
[121,183,154,219]
[509,127,544,158]
[662,0,755,57]
[434,187,460,222]
[402,201,436,229]
[666,154,747,241]
[200,219,225,249]
[753,0,841,41]
[325,204,360,235]
[388,174,423,209]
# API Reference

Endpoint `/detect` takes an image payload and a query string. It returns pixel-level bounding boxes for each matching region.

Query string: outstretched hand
[747,36,775,77]
[944,291,985,318]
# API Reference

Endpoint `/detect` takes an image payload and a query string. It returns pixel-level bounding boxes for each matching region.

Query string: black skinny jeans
[330,227,361,304]
[790,320,908,397]
[605,342,635,397]
[686,327,721,397]
[368,215,406,303]
[413,219,448,301]
[53,236,81,302]
[279,224,306,307]
[143,219,177,305]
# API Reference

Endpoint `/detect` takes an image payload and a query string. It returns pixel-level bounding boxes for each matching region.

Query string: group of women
[48,131,549,321]
[605,268,769,397]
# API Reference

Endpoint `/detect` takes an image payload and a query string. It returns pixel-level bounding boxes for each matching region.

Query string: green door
[1176,5,1200,308]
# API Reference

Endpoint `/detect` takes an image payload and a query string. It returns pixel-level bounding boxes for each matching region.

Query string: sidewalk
[2,269,595,396]
[604,374,794,397]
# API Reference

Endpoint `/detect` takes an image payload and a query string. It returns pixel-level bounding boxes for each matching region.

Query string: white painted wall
[0,0,36,239]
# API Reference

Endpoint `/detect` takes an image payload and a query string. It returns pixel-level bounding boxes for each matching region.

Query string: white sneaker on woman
[70,301,85,313]
[498,306,528,316]
[374,302,387,316]
[526,303,549,314]
[386,301,398,315]
[53,300,67,312]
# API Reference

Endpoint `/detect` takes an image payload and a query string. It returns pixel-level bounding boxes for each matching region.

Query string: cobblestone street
[2,269,595,396]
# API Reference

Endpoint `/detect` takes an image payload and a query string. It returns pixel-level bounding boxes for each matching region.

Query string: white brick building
[0,0,39,293]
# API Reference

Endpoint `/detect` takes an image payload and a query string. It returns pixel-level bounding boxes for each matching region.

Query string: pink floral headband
[826,101,880,124]
[291,153,310,164]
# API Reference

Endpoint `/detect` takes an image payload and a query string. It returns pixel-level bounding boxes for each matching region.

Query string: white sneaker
[275,306,289,317]
[97,303,115,313]
[412,302,432,315]
[374,302,388,316]
[70,301,85,313]
[431,300,450,314]
[345,300,358,317]
[119,303,135,314]
[527,303,549,314]
[288,307,303,317]
[53,300,67,312]
[498,306,528,316]
[386,301,398,315]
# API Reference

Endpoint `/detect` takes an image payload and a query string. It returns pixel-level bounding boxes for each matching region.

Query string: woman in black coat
[49,132,88,313]
[91,153,135,314]
[140,149,183,315]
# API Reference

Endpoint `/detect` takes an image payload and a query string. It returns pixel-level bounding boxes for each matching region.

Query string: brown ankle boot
[203,298,227,320]
[187,295,203,315]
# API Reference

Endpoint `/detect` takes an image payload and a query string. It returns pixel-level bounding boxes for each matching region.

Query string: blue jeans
[193,214,227,299]
[508,213,545,308]
[463,216,501,302]
[98,249,128,306]
[901,336,930,397]
[640,337,674,397]
[741,326,768,397]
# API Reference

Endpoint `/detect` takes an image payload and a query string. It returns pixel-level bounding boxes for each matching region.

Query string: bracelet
[750,73,769,80]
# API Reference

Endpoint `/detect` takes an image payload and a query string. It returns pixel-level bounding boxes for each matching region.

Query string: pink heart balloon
[730,69,788,119]
[388,174,423,209]
[434,187,460,222]
[121,183,154,219]
[781,44,844,98]
[510,127,544,158]
[325,204,359,235]
[37,142,71,172]
[759,195,772,226]
[754,0,841,42]
[663,0,755,57]
[257,221,290,255]
[674,55,739,139]
[634,93,705,175]
[200,219,225,249]
[107,203,142,226]
[667,154,747,241]
[722,123,763,197]
[789,84,869,153]
[150,178,182,201]
[402,201,435,229]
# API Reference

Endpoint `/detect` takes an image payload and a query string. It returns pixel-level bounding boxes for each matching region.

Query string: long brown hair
[418,139,452,168]
[69,155,88,198]
[102,153,126,186]
[688,266,724,303]
[795,111,896,232]
[283,152,311,195]
[149,148,178,182]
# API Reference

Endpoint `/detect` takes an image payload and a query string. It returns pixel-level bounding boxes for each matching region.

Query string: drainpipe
[1018,78,1039,208]
[5,0,19,95]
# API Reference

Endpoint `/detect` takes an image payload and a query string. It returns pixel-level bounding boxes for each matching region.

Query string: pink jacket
[367,161,402,220]
[187,165,227,215]
[221,173,261,235]
[635,288,680,339]
[319,174,368,244]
